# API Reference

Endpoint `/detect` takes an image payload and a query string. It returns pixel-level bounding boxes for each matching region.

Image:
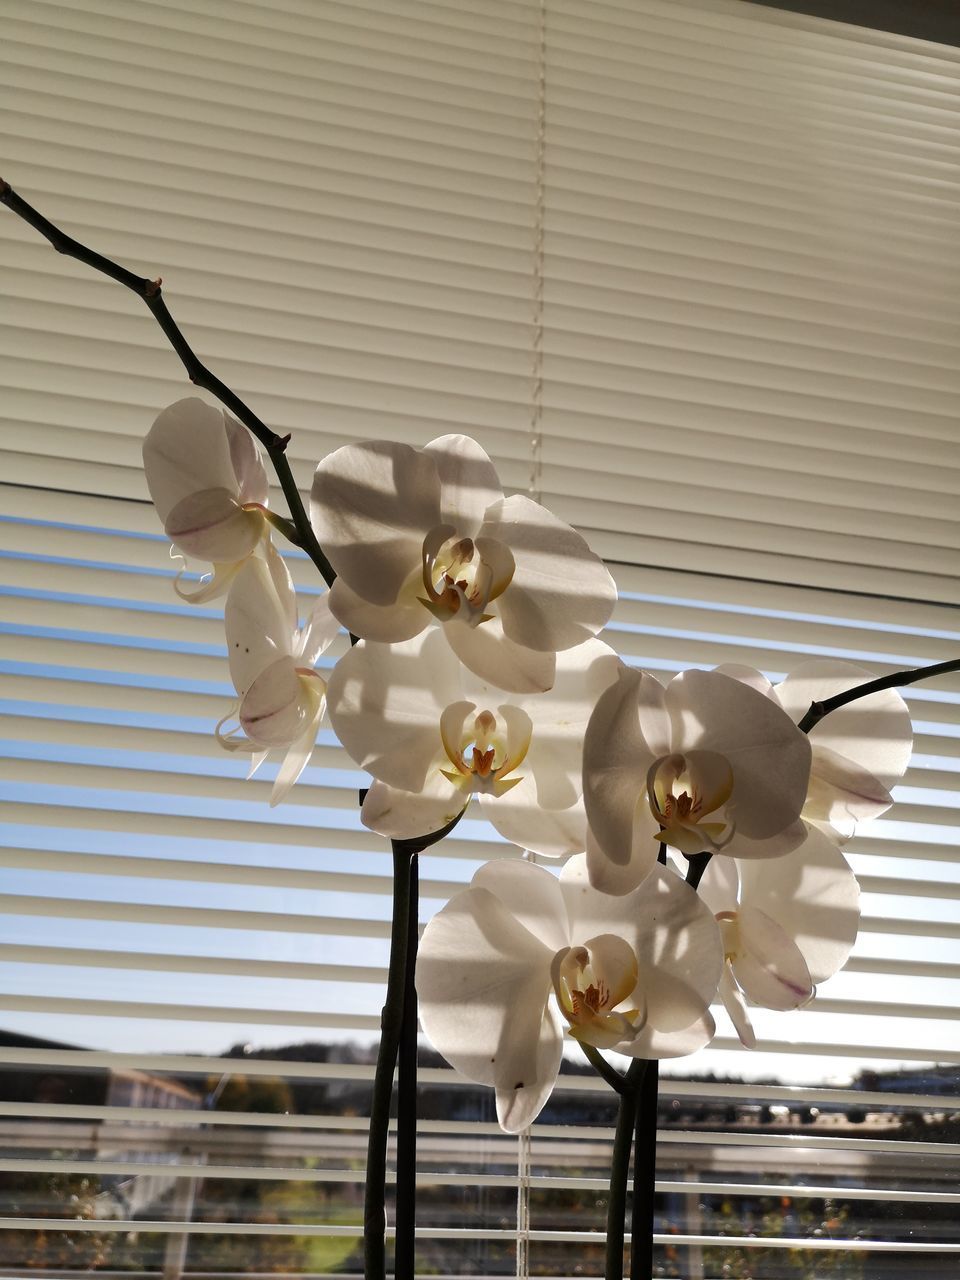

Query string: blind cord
[521,2,547,1256]
[528,0,547,506]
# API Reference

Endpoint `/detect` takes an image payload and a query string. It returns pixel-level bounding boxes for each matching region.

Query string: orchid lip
[419,526,513,627]
[439,703,531,797]
[647,749,735,854]
[549,937,644,1048]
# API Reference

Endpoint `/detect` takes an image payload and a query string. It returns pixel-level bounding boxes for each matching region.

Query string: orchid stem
[394,852,420,1275]
[580,1043,627,1096]
[685,852,712,889]
[630,1058,658,1280]
[0,178,336,588]
[364,843,414,1280]
[605,1059,645,1280]
[364,811,464,1280]
[798,657,960,733]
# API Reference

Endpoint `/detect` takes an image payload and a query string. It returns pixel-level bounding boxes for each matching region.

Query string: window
[1,0,957,1274]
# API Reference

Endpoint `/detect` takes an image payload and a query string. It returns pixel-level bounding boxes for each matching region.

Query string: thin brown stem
[0,179,335,587]
[798,657,960,733]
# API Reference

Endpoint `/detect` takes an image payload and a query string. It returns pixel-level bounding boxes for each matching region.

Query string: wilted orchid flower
[217,546,339,805]
[143,398,271,602]
[698,823,860,1048]
[310,435,617,693]
[326,628,620,857]
[717,660,912,841]
[583,664,812,895]
[417,855,722,1132]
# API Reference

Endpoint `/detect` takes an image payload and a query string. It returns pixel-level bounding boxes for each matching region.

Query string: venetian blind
[0,0,958,1274]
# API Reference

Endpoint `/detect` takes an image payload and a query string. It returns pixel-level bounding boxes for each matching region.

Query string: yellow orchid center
[439,703,531,797]
[647,750,736,855]
[550,937,645,1048]
[419,526,514,626]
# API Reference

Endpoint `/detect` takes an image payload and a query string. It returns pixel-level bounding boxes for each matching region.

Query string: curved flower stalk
[698,822,860,1047]
[310,435,617,693]
[582,663,812,895]
[326,628,620,857]
[217,546,339,805]
[416,855,722,1132]
[143,397,271,602]
[717,660,913,841]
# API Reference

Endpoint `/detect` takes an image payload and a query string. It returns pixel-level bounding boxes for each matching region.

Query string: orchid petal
[719,963,757,1049]
[474,536,516,605]
[618,1010,717,1060]
[496,1004,564,1134]
[806,743,896,827]
[361,774,466,840]
[310,439,440,605]
[667,669,811,841]
[225,557,295,697]
[263,541,298,636]
[471,859,571,954]
[518,638,621,812]
[583,665,668,870]
[144,399,252,522]
[562,858,721,1033]
[563,849,647,936]
[239,657,307,748]
[722,817,807,861]
[714,664,778,701]
[416,885,559,1130]
[585,810,660,897]
[224,413,269,507]
[739,824,860,985]
[697,856,740,917]
[630,866,724,1033]
[444,614,557,694]
[247,749,269,779]
[581,932,641,1011]
[423,434,503,538]
[733,905,814,1011]
[327,573,427,644]
[481,778,586,860]
[326,629,462,792]
[217,544,321,806]
[297,592,341,665]
[164,488,265,563]
[480,495,617,651]
[270,682,325,806]
[174,558,245,605]
[776,659,913,792]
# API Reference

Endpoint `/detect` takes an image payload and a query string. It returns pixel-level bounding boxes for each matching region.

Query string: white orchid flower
[717,660,912,841]
[310,435,617,693]
[326,628,620,857]
[698,822,860,1048]
[417,855,722,1132]
[582,664,812,895]
[143,398,271,603]
[217,546,339,806]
